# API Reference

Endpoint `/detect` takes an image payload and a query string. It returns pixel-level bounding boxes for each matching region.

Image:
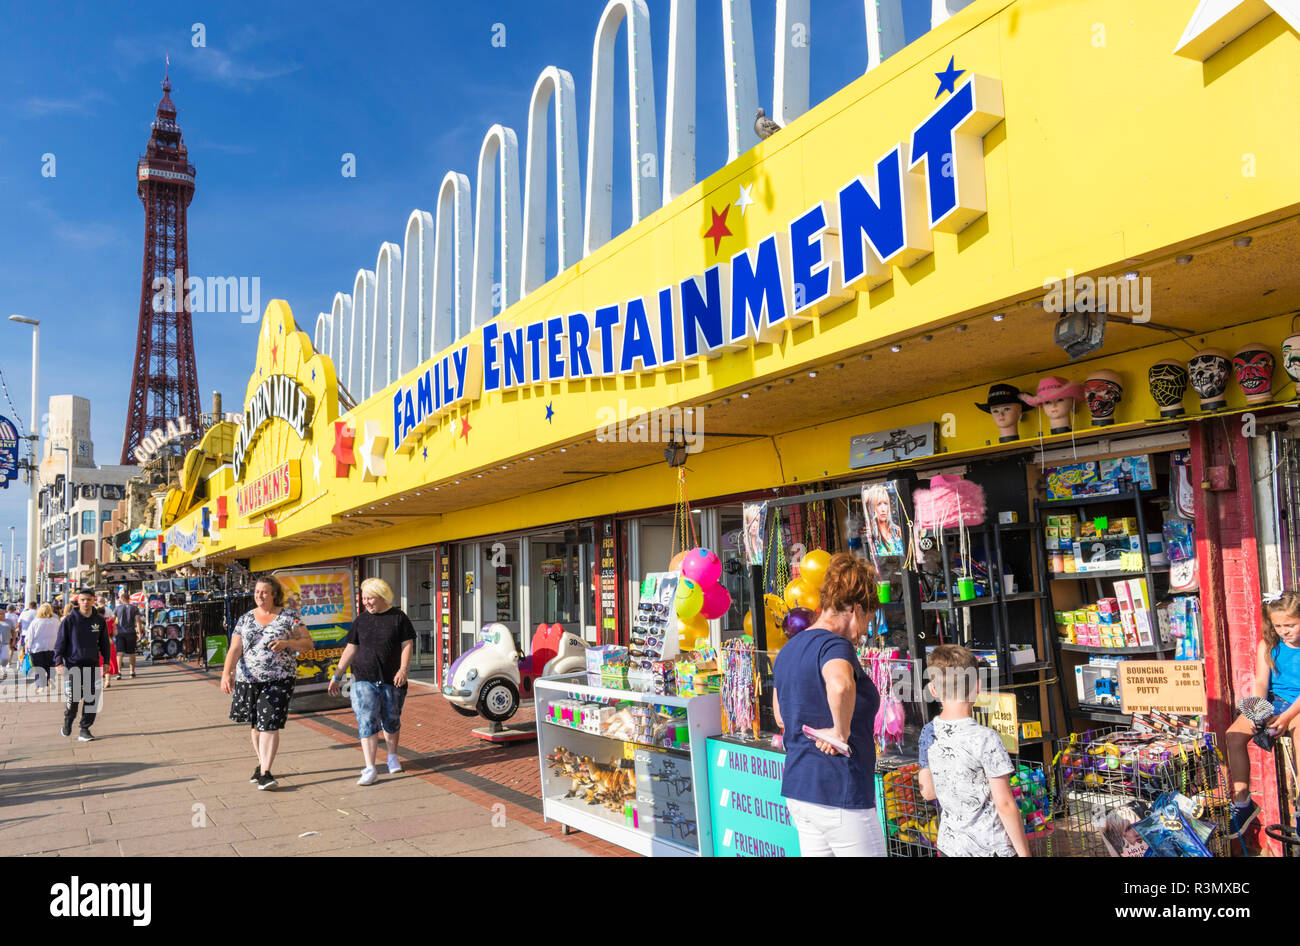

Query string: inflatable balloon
[677,612,708,647]
[675,577,704,619]
[681,547,722,587]
[783,607,816,638]
[746,596,788,650]
[784,577,820,613]
[699,582,732,620]
[668,550,688,573]
[800,549,832,591]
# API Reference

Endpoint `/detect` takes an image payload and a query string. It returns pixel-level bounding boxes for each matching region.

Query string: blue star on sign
[311,368,316,382]
[935,56,964,98]
[545,402,554,423]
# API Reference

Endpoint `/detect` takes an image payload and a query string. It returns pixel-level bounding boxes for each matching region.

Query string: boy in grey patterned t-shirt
[918,645,1030,857]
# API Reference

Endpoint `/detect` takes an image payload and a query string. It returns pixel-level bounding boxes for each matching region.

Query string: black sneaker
[60,720,71,738]
[1229,799,1260,837]
[250,766,262,784]
[257,771,278,791]
[77,731,95,742]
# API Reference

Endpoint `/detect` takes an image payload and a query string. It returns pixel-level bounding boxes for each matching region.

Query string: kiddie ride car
[442,623,587,737]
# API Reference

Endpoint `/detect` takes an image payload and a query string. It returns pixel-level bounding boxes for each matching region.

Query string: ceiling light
[1176,254,1193,264]
[784,378,794,385]
[808,371,818,378]
[890,344,901,353]
[1234,236,1252,247]
[992,313,1005,322]
[763,384,773,391]
[1031,301,1045,309]
[560,447,567,453]
[722,397,731,404]
[1123,271,1139,280]
[741,392,750,398]
[956,324,968,333]
[528,456,535,461]
[861,353,871,361]
[834,363,844,370]
[500,465,508,470]
[922,335,933,342]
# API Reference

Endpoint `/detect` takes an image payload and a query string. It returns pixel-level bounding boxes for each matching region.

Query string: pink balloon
[699,582,732,620]
[681,547,722,587]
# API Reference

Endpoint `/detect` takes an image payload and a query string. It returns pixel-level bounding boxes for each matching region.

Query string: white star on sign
[359,420,388,481]
[311,449,322,483]
[1174,0,1300,60]
[735,183,755,217]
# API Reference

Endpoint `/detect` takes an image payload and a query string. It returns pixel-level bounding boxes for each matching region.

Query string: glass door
[458,543,480,657]
[405,553,437,669]
[528,526,594,640]
[482,539,522,650]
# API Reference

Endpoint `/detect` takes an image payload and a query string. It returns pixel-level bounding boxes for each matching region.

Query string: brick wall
[1191,421,1275,851]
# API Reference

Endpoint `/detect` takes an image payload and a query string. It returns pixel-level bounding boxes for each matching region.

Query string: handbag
[19,645,31,676]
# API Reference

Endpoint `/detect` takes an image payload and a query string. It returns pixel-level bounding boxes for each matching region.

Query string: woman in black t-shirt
[328,578,416,785]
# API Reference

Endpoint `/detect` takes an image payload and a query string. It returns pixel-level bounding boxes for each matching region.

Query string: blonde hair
[927,644,981,702]
[361,578,395,604]
[37,604,55,618]
[1263,591,1300,673]
[62,604,74,618]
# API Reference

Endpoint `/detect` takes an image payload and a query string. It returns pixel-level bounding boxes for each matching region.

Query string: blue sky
[0,0,933,570]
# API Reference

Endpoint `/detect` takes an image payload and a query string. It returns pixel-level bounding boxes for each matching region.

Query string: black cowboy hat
[976,383,1034,413]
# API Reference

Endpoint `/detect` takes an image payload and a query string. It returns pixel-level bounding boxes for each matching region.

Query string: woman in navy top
[772,553,883,856]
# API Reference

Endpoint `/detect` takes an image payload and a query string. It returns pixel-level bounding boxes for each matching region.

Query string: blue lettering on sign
[730,234,788,345]
[567,311,593,378]
[838,146,908,285]
[911,78,974,230]
[452,345,472,400]
[619,297,658,372]
[656,286,678,366]
[482,322,501,393]
[593,305,621,375]
[789,202,830,312]
[681,266,727,359]
[546,316,567,380]
[525,321,546,384]
[416,371,434,423]
[502,325,526,388]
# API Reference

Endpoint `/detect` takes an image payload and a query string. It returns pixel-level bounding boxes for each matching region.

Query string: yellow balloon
[784,577,820,613]
[800,549,832,591]
[676,612,708,648]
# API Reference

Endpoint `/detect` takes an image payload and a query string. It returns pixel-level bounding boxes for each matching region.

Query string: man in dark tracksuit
[53,591,111,741]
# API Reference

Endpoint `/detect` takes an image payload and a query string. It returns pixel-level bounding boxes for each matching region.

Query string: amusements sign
[273,568,356,688]
[1120,661,1207,716]
[0,415,18,485]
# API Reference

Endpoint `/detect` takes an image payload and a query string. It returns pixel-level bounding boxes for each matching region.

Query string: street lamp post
[9,316,39,606]
[8,525,14,599]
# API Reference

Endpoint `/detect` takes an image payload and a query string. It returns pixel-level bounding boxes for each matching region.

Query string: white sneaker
[357,766,377,786]
[387,754,402,774]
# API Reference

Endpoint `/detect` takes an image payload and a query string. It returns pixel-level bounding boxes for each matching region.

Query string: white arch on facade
[433,171,472,354]
[773,0,810,125]
[584,0,661,256]
[400,210,433,377]
[372,242,401,395]
[331,292,352,399]
[663,0,696,203]
[313,312,332,358]
[522,66,581,296]
[865,0,906,72]
[350,270,376,399]
[931,0,977,29]
[471,124,522,328]
[723,0,759,161]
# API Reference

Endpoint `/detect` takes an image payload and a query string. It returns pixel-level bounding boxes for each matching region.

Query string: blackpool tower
[121,68,202,464]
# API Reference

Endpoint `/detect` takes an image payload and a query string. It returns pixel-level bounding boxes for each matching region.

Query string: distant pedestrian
[328,578,415,785]
[23,604,60,693]
[53,590,111,742]
[0,608,11,681]
[113,592,143,679]
[220,576,313,791]
[99,601,119,687]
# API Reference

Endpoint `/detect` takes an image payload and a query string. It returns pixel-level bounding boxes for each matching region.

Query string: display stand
[1036,489,1177,729]
[471,720,537,744]
[535,673,719,857]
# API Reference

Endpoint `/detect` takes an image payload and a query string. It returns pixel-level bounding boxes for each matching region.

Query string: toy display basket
[1052,727,1231,857]
[879,758,1054,857]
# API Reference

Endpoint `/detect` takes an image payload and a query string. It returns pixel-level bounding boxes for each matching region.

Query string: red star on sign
[263,517,277,537]
[271,339,279,364]
[332,421,356,477]
[704,204,732,255]
[460,416,472,443]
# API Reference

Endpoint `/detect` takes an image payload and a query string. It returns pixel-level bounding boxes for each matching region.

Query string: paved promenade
[0,660,624,857]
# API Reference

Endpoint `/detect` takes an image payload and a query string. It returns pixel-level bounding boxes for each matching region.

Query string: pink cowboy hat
[1021,376,1084,406]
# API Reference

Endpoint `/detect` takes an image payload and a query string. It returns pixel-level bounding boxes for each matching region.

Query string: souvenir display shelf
[535,673,721,857]
[915,517,1059,755]
[1036,489,1178,728]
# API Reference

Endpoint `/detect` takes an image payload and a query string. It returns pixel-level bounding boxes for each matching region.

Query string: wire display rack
[879,757,1054,857]
[1052,727,1231,857]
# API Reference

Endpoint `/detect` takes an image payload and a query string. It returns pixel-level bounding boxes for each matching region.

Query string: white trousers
[786,797,887,857]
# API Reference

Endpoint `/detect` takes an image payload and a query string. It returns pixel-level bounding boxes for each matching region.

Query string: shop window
[82,511,97,535]
[528,526,593,631]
